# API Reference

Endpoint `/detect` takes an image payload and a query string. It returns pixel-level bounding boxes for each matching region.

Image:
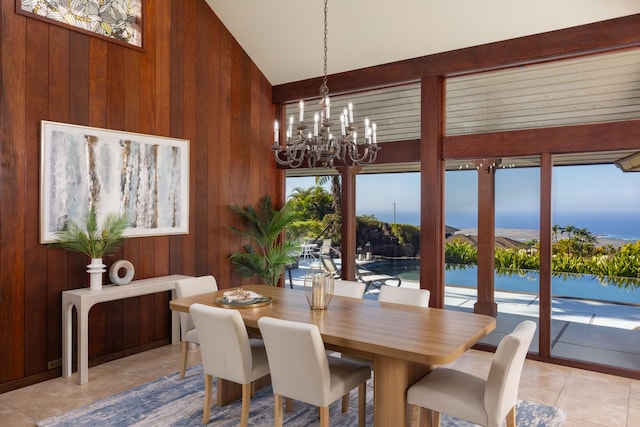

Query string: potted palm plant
[50,205,129,290]
[229,195,300,286]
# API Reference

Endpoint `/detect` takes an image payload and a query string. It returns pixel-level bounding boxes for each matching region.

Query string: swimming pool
[366,259,640,305]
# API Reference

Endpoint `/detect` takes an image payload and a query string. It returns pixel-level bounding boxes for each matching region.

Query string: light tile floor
[1,344,638,426]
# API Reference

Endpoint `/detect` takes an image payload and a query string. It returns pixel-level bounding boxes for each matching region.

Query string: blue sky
[286,164,640,238]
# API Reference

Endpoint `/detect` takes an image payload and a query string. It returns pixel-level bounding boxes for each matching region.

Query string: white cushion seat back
[333,280,366,299]
[190,303,270,425]
[190,303,269,385]
[175,275,218,342]
[175,275,218,379]
[378,286,430,307]
[258,316,371,427]
[484,320,537,426]
[406,320,536,427]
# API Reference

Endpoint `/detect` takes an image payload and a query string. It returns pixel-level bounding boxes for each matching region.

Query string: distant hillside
[445,233,526,250]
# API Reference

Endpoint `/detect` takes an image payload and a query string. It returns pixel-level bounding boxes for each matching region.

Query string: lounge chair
[320,255,342,279]
[356,268,401,293]
[311,238,341,258]
[320,255,401,293]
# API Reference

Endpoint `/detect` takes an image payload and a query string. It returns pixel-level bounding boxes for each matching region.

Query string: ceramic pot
[87,257,106,291]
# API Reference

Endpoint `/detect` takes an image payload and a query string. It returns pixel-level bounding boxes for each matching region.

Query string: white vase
[87,258,106,291]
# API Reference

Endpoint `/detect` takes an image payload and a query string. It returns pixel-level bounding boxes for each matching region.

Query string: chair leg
[357,382,366,427]
[285,397,293,412]
[274,394,284,427]
[319,406,330,427]
[425,408,435,427]
[341,392,349,412]
[202,374,213,424]
[180,341,188,379]
[240,383,251,427]
[432,410,441,427]
[506,406,516,427]
[409,404,420,427]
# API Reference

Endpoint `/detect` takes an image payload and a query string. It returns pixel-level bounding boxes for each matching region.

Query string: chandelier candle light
[272,0,380,168]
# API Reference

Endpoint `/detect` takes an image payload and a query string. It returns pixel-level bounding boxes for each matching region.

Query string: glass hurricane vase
[304,266,334,310]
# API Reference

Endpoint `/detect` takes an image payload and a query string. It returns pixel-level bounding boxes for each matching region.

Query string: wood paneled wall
[0,0,281,391]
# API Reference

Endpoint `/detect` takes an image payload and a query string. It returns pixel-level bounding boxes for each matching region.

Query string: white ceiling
[205,0,640,86]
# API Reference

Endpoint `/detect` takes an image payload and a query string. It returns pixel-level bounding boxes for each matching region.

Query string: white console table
[62,274,192,384]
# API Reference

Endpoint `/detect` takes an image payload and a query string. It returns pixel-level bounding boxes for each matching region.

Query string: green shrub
[445,240,477,265]
[391,223,421,252]
[494,248,539,270]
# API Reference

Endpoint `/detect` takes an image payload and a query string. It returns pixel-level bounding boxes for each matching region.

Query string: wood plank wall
[0,0,280,391]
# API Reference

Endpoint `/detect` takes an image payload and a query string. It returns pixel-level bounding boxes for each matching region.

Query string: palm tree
[310,175,342,247]
[564,225,576,240]
[288,186,333,220]
[228,195,300,286]
[316,175,342,216]
[552,224,560,243]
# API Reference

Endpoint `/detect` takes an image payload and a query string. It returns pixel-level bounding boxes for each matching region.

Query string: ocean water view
[366,259,640,306]
[360,210,640,243]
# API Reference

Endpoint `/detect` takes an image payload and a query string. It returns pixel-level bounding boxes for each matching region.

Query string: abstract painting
[40,121,189,243]
[18,0,143,48]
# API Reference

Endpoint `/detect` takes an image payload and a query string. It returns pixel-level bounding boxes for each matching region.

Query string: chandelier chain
[320,0,329,97]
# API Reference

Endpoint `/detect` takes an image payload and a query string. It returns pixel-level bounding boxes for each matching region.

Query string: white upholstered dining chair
[190,303,270,426]
[333,280,367,299]
[175,275,218,379]
[378,285,430,307]
[407,320,537,427]
[258,316,371,427]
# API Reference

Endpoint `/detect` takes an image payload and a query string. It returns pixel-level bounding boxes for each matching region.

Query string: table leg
[217,378,243,406]
[171,289,180,345]
[217,376,272,406]
[61,301,74,378]
[77,305,91,385]
[373,355,431,427]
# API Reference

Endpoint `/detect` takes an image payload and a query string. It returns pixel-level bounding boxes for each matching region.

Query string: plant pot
[87,258,106,291]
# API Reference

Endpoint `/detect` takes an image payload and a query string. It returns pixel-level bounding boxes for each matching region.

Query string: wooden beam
[473,161,499,317]
[443,120,640,159]
[420,76,445,308]
[339,167,359,281]
[538,153,553,358]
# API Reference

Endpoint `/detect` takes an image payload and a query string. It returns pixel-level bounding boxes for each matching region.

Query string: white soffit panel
[445,49,640,135]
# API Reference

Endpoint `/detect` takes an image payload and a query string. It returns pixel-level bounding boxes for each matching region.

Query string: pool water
[366,259,640,305]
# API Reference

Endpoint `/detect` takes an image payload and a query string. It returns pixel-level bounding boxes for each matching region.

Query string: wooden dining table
[169,284,495,426]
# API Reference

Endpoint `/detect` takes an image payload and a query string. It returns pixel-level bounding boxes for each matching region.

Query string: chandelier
[272,0,380,168]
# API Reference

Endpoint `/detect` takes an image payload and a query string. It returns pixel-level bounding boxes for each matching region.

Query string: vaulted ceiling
[205,1,640,86]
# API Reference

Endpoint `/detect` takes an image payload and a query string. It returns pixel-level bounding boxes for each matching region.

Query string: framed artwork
[40,120,189,243]
[17,0,143,48]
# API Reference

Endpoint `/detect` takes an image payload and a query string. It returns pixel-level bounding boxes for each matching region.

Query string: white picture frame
[40,120,189,243]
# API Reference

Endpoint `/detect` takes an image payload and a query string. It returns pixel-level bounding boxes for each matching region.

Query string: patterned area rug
[37,365,567,426]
